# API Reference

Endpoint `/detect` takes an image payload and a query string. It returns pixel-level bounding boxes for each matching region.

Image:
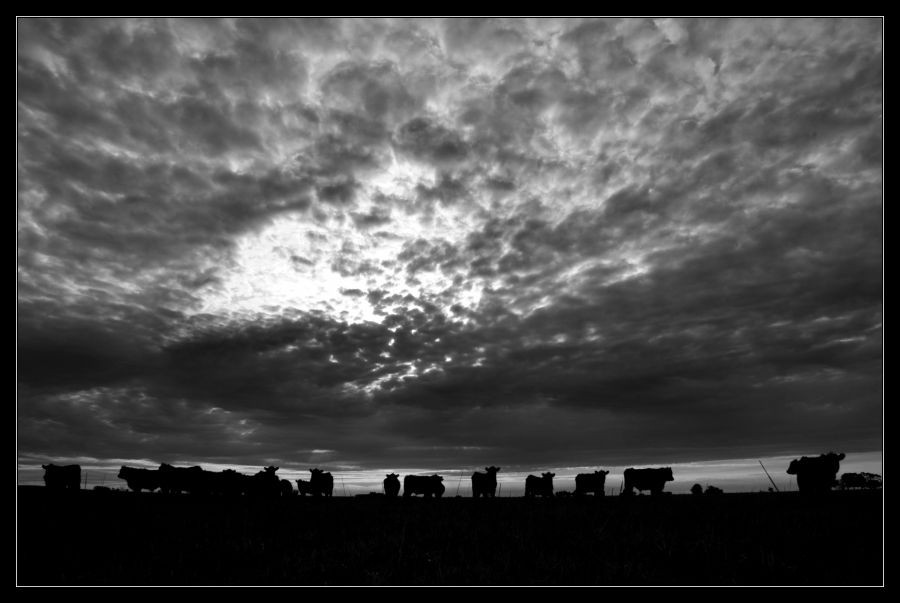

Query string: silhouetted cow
[472,466,500,498]
[199,469,237,496]
[575,470,609,496]
[221,469,248,497]
[787,452,845,494]
[280,479,294,497]
[623,467,674,496]
[383,473,401,497]
[309,468,334,497]
[403,474,444,498]
[42,464,81,490]
[296,478,315,497]
[248,466,282,497]
[158,463,206,495]
[117,465,160,493]
[705,485,724,495]
[525,472,555,498]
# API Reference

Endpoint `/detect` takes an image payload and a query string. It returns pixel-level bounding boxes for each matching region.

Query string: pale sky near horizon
[18,18,882,481]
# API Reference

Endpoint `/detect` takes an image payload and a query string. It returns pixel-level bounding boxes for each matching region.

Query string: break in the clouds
[18,18,882,481]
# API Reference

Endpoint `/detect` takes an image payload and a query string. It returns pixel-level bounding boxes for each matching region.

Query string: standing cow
[296,478,315,497]
[158,463,207,495]
[309,468,334,497]
[575,470,610,497]
[525,472,555,498]
[622,467,674,496]
[403,475,444,498]
[42,464,81,490]
[383,473,401,497]
[787,452,845,494]
[246,466,282,498]
[280,479,294,497]
[472,466,501,498]
[117,466,160,493]
[221,469,248,497]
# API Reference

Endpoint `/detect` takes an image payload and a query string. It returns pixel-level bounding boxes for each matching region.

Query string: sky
[17,18,882,492]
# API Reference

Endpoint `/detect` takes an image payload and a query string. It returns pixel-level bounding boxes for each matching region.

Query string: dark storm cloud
[19,18,881,476]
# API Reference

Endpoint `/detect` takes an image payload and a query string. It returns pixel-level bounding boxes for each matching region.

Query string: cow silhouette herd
[39,452,873,498]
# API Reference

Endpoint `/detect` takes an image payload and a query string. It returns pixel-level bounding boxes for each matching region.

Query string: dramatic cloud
[18,18,882,487]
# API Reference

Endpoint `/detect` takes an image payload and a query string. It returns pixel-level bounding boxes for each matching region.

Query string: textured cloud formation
[18,18,882,478]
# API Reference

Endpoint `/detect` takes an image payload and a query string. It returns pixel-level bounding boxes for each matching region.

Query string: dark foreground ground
[17,486,882,585]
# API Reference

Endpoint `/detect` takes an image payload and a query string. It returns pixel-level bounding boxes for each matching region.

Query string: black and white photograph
[17,17,883,586]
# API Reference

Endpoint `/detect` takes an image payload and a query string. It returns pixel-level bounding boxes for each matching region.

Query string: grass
[16,486,882,585]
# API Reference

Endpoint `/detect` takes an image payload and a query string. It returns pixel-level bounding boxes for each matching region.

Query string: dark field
[17,486,883,585]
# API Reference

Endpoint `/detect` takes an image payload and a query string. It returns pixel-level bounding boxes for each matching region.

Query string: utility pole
[759,460,780,492]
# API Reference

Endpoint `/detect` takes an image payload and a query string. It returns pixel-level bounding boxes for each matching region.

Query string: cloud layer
[18,18,882,474]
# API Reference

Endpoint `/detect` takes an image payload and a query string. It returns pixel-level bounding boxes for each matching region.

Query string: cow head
[433,475,444,482]
[117,466,129,478]
[485,466,501,475]
[596,470,609,477]
[310,468,323,477]
[263,466,279,474]
[41,464,50,470]
[386,473,399,479]
[662,468,674,482]
[542,472,555,479]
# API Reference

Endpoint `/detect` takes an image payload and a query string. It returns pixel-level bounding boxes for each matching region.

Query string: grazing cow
[525,472,555,498]
[403,474,445,498]
[42,464,81,490]
[575,470,609,497]
[280,479,294,497]
[622,467,674,496]
[117,465,160,493]
[383,473,401,498]
[472,466,501,498]
[309,468,334,497]
[840,472,882,490]
[787,452,845,494]
[296,478,315,497]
